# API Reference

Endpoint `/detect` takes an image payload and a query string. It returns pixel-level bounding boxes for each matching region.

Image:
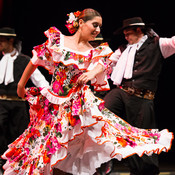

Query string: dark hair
[78,8,101,22]
[66,8,101,34]
[14,37,22,53]
[124,26,158,38]
[124,26,146,34]
[3,36,22,53]
[73,8,101,33]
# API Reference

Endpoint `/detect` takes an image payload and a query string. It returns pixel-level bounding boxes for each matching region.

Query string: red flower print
[98,101,105,111]
[53,104,59,111]
[54,123,62,132]
[116,137,128,147]
[43,150,50,164]
[52,81,63,94]
[74,11,81,17]
[5,147,17,158]
[67,112,80,127]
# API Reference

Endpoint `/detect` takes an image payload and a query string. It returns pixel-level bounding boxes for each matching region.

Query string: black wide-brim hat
[114,17,154,35]
[0,27,16,37]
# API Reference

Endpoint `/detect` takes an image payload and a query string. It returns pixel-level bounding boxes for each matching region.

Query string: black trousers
[0,100,29,155]
[104,87,159,175]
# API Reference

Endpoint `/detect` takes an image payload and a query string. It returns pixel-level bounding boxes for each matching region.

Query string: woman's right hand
[17,83,26,99]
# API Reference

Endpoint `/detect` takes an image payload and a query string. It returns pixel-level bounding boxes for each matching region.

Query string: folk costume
[0,27,49,174]
[1,26,173,175]
[104,17,175,174]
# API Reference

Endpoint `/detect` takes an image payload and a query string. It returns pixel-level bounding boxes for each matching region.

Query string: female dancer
[2,8,173,175]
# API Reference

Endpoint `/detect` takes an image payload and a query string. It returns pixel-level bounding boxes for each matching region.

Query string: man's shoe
[0,157,5,175]
[0,166,4,175]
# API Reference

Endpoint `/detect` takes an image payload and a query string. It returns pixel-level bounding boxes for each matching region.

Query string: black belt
[120,86,155,100]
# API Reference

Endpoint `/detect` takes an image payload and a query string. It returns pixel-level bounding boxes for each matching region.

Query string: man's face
[0,36,13,53]
[123,28,141,45]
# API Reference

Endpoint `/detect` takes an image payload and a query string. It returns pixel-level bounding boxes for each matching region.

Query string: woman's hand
[17,83,26,99]
[76,63,104,85]
[76,71,96,85]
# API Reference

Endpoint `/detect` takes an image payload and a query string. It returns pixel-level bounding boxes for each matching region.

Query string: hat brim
[94,37,103,41]
[114,23,155,35]
[0,33,16,37]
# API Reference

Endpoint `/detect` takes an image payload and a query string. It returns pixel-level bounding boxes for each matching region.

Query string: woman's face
[80,16,102,41]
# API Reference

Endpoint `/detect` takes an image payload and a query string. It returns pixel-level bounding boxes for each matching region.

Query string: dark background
[0,0,174,168]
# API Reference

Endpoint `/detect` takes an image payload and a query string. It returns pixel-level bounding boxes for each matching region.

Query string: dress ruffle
[2,86,173,175]
[40,87,72,105]
[31,27,113,91]
[2,27,174,175]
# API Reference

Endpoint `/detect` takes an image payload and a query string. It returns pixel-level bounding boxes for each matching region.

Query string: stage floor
[111,158,175,175]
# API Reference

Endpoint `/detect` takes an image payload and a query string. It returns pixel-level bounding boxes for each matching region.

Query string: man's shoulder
[15,53,31,65]
[17,53,31,59]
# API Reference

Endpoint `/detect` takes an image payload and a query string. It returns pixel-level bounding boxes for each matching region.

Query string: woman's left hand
[76,71,95,85]
[76,63,104,85]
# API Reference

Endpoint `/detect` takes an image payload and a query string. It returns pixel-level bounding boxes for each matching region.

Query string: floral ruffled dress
[2,27,173,175]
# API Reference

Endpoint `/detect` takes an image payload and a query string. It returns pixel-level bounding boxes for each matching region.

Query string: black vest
[121,37,164,92]
[0,53,34,96]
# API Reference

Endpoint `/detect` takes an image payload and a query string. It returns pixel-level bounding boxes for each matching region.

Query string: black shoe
[0,166,4,175]
[0,158,5,175]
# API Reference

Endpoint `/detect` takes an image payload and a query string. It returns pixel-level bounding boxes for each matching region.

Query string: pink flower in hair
[65,11,81,34]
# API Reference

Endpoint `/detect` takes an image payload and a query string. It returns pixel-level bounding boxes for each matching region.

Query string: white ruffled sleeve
[31,27,62,74]
[87,43,113,91]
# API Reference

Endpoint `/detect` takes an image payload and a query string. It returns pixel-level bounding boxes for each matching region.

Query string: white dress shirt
[110,36,175,85]
[110,36,175,63]
[0,50,49,87]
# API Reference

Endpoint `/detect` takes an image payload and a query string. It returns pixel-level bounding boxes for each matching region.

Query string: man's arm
[159,36,175,58]
[109,48,122,66]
